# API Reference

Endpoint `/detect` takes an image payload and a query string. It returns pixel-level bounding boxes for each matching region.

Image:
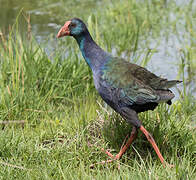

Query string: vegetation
[0,0,195,179]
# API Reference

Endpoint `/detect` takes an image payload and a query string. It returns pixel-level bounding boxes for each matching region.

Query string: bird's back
[98,57,180,113]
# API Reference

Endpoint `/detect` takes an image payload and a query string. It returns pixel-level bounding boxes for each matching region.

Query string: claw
[90,127,137,168]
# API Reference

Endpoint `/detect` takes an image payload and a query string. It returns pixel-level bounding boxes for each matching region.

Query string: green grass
[0,0,196,179]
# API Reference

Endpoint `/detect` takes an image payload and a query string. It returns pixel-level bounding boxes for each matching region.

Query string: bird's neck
[74,31,110,72]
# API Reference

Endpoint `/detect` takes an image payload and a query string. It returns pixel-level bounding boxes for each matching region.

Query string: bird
[57,18,181,167]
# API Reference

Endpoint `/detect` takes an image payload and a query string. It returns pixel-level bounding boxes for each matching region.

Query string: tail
[163,80,182,89]
[156,89,175,105]
[156,80,181,105]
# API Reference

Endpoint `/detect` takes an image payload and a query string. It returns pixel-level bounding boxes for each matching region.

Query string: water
[0,0,100,38]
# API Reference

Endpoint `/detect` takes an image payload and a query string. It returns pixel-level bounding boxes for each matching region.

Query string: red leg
[140,125,171,167]
[115,126,138,159]
[90,127,138,168]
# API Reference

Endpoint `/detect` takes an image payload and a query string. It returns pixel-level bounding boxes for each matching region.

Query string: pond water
[0,0,100,37]
[0,0,195,98]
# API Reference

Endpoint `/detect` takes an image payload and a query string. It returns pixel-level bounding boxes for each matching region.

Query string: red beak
[57,21,71,38]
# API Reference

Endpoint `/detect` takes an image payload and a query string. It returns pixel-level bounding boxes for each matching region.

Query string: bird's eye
[70,23,76,28]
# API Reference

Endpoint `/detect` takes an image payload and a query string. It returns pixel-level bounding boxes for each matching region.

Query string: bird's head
[57,18,87,38]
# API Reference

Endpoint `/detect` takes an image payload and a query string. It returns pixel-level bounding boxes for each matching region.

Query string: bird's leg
[114,126,138,160]
[90,126,138,168]
[139,125,172,167]
[102,126,138,160]
[101,134,129,159]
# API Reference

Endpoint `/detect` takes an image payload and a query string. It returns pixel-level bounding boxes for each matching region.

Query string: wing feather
[101,57,161,105]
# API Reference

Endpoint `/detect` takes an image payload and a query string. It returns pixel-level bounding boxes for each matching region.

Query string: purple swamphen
[57,18,181,167]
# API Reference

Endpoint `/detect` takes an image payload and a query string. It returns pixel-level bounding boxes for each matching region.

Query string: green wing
[101,57,168,105]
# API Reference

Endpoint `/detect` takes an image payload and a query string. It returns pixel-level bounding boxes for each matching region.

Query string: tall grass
[0,0,195,179]
[0,14,95,121]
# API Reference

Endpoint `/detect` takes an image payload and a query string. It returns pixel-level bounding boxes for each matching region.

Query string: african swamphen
[57,18,181,167]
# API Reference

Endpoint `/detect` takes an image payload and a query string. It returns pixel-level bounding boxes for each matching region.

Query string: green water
[0,0,100,37]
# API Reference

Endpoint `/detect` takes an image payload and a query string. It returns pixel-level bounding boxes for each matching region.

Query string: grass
[0,0,196,179]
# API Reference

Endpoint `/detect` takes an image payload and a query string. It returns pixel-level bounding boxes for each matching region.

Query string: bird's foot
[90,149,121,169]
[90,128,138,168]
[165,163,175,168]
[101,148,122,160]
[90,137,129,168]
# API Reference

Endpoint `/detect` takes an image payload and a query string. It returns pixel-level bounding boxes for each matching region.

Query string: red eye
[70,23,76,28]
